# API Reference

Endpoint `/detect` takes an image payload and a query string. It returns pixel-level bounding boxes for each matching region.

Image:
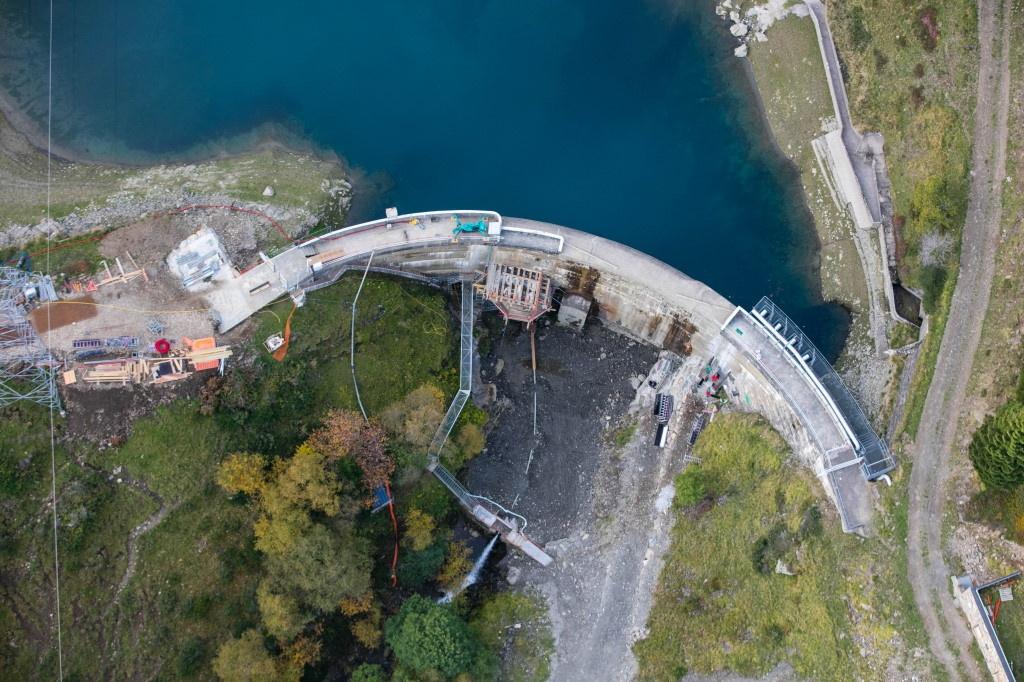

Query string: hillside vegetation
[0,274,551,680]
[634,413,928,681]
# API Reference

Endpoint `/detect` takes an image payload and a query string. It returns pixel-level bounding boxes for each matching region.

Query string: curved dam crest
[206,209,887,541]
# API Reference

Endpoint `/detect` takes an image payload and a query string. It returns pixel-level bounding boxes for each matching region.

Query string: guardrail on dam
[209,209,892,551]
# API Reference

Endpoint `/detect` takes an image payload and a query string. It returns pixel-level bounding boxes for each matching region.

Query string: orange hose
[272,304,296,362]
[385,482,399,586]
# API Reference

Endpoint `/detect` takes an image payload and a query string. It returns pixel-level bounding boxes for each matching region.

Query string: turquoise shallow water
[1,0,848,356]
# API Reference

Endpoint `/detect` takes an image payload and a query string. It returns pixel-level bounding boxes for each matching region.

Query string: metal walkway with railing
[751,297,895,479]
[423,278,552,566]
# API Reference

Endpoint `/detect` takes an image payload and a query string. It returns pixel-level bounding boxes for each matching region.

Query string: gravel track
[905,0,1013,677]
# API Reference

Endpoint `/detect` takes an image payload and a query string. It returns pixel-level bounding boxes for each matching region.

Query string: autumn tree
[280,633,322,682]
[381,385,445,448]
[970,402,1024,489]
[265,522,371,612]
[272,443,341,515]
[309,408,365,459]
[216,452,268,496]
[403,508,436,552]
[213,629,279,682]
[455,424,485,460]
[436,542,472,591]
[352,420,393,489]
[257,581,310,642]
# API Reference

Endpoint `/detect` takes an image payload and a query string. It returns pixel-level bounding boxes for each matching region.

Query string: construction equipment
[452,218,488,235]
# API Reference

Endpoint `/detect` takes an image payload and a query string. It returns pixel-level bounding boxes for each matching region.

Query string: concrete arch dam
[207,209,892,556]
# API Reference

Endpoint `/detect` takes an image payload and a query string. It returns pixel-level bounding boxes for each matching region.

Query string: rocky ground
[467,317,708,682]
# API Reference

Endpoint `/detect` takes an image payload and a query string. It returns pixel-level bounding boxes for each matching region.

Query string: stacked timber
[77,344,232,386]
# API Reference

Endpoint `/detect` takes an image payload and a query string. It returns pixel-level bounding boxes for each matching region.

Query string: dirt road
[906,0,1013,678]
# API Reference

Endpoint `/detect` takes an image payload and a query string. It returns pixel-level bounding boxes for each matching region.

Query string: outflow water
[0,0,848,357]
[439,534,500,604]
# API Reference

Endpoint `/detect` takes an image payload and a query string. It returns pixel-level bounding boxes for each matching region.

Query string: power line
[43,0,65,676]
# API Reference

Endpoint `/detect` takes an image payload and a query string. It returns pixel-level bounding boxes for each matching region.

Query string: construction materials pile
[71,342,232,386]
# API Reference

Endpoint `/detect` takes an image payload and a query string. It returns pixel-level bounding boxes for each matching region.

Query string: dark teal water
[1,0,848,356]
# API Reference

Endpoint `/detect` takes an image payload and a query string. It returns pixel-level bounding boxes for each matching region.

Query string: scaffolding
[481,262,553,324]
[0,267,61,410]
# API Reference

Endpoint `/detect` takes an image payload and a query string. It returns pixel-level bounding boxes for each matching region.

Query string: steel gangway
[425,277,553,566]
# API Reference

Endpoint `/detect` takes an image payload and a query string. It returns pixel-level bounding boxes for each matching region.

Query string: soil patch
[30,296,98,334]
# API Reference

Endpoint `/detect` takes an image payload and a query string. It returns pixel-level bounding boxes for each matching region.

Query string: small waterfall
[438,534,500,604]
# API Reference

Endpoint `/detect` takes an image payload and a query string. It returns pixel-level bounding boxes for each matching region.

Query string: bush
[969,402,1024,489]
[397,540,448,588]
[673,468,707,508]
[175,637,207,677]
[385,595,478,678]
[918,265,948,315]
[351,663,386,682]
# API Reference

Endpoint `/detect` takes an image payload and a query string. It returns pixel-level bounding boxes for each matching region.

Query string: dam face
[213,210,884,534]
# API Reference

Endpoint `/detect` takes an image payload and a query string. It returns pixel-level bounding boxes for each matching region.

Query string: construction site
[2,206,893,556]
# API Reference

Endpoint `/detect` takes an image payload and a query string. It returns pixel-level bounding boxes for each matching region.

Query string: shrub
[351,663,386,682]
[397,540,448,588]
[969,402,1024,489]
[176,637,207,678]
[673,468,706,508]
[385,595,478,677]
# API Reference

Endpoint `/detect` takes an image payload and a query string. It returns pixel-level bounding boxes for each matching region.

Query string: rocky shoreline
[0,104,354,249]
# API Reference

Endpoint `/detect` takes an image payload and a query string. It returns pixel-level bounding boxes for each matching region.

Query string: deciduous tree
[381,385,445,448]
[352,421,393,490]
[385,595,478,678]
[403,508,436,552]
[265,522,370,612]
[257,581,310,642]
[216,452,268,496]
[212,629,279,682]
[309,408,364,459]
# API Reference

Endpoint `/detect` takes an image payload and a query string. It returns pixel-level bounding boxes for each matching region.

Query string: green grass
[1,275,459,680]
[223,273,455,453]
[635,413,929,681]
[609,420,638,449]
[470,591,554,682]
[0,113,348,230]
[900,272,956,438]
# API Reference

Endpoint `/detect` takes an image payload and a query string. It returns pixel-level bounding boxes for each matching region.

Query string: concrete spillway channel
[206,209,892,560]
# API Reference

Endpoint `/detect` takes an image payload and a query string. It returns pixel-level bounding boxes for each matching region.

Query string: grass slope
[0,274,456,680]
[635,413,928,681]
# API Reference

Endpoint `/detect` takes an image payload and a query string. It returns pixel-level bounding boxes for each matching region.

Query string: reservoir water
[0,0,848,357]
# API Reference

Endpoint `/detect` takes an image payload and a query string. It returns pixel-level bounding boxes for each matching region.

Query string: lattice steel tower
[0,266,61,410]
